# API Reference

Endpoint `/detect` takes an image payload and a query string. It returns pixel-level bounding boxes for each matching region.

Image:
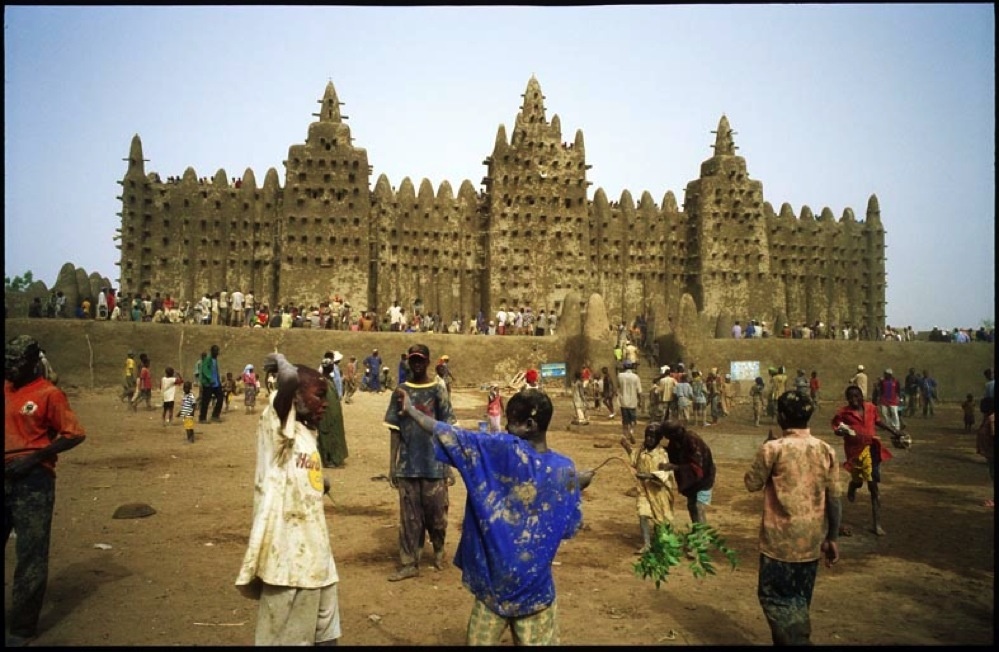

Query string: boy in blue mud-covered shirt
[395,385,594,645]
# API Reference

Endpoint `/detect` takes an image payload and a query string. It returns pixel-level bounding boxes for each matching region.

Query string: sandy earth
[4,380,995,646]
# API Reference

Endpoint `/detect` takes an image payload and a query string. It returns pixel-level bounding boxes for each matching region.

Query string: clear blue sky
[4,5,994,331]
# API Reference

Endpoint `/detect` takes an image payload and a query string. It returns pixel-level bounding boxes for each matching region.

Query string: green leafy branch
[633,521,739,589]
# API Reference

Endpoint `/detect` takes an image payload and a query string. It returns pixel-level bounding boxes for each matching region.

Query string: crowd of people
[5,329,995,646]
[728,318,994,343]
[23,287,575,338]
[20,287,996,346]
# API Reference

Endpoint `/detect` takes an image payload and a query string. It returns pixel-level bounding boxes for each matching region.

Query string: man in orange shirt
[4,335,87,646]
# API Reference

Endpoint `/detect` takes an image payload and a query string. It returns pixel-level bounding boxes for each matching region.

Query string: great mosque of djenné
[116,76,886,336]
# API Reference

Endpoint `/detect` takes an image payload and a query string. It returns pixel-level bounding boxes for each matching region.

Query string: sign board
[730,360,760,382]
[540,362,567,379]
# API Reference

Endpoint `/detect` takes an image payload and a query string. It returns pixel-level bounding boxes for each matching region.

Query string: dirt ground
[4,374,994,646]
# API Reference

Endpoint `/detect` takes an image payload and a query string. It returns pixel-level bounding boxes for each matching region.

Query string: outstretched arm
[396,389,453,486]
[263,353,299,424]
[397,389,438,433]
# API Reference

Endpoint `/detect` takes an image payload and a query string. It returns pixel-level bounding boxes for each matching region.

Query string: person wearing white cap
[850,365,869,400]
[379,365,393,392]
[242,363,259,414]
[331,352,344,393]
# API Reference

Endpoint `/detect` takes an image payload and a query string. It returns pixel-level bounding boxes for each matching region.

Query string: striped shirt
[178,392,196,417]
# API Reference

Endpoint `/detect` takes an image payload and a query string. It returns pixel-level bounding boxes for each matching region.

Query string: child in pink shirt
[486,384,504,433]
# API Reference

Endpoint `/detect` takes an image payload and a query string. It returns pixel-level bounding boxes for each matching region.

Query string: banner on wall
[730,360,760,382]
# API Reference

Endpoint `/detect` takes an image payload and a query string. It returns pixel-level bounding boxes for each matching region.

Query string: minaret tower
[863,194,887,333]
[682,115,769,320]
[280,81,373,307]
[480,75,591,315]
[116,134,154,297]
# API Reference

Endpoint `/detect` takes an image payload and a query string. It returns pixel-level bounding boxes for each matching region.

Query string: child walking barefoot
[178,381,197,443]
[161,366,179,426]
[621,427,676,553]
[750,377,766,427]
[962,393,977,433]
[222,372,237,413]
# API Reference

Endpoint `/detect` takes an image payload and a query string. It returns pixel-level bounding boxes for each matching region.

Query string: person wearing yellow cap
[435,354,455,396]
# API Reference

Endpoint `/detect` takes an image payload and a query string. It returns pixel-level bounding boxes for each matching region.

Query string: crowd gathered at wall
[728,318,993,343]
[21,284,994,345]
[22,287,572,337]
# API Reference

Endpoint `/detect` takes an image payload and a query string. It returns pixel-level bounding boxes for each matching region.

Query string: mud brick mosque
[116,76,887,335]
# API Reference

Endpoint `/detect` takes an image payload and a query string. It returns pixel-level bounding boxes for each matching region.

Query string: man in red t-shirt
[831,384,902,536]
[4,335,87,646]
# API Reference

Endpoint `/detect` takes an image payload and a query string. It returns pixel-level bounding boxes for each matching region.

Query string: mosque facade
[116,76,886,335]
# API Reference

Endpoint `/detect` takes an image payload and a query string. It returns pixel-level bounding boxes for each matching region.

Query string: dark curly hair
[506,389,553,431]
[777,390,815,428]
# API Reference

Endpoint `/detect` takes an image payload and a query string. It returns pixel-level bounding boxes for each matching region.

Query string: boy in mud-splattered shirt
[383,344,456,582]
[395,387,594,645]
[745,390,841,645]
